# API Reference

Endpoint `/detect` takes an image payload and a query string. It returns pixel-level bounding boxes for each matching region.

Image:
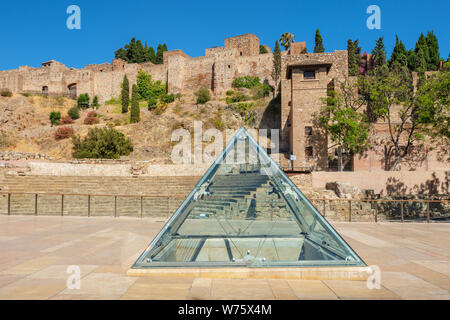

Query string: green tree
[92,96,99,108]
[67,106,80,120]
[195,87,211,104]
[415,68,449,160]
[272,40,282,95]
[72,127,133,159]
[49,111,61,126]
[125,38,137,62]
[115,47,127,61]
[319,79,370,171]
[121,75,129,113]
[416,48,427,79]
[259,45,268,54]
[134,40,146,63]
[426,31,440,71]
[136,70,166,101]
[407,49,418,71]
[130,84,140,123]
[115,38,166,64]
[415,33,429,66]
[77,93,90,108]
[280,33,294,51]
[371,37,387,71]
[314,29,325,53]
[145,43,156,63]
[389,36,408,69]
[155,44,167,64]
[347,39,361,76]
[360,65,440,170]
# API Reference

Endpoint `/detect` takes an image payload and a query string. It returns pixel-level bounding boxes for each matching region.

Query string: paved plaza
[0,215,448,300]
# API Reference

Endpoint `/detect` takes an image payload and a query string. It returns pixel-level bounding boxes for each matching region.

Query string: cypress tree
[426,31,440,71]
[121,75,129,113]
[155,44,164,64]
[407,49,418,71]
[314,29,325,53]
[415,33,429,67]
[347,39,360,76]
[125,38,137,63]
[115,48,127,61]
[259,45,268,54]
[130,84,140,123]
[389,35,408,69]
[145,44,156,63]
[371,37,387,70]
[272,40,282,95]
[135,40,146,63]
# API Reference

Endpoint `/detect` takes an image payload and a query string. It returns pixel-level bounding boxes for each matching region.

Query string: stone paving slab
[0,216,448,300]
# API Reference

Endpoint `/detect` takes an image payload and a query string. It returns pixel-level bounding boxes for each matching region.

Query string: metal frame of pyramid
[131,127,365,269]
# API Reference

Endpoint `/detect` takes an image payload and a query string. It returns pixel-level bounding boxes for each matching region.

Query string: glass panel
[132,127,365,268]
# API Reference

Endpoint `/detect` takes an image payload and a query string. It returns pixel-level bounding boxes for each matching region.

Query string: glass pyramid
[132,127,365,268]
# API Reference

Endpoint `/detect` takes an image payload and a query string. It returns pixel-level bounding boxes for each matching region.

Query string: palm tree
[280,33,295,51]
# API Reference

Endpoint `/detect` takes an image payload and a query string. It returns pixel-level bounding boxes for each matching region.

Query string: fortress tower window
[42,86,48,96]
[304,70,315,80]
[240,51,243,56]
[305,126,312,136]
[305,146,313,158]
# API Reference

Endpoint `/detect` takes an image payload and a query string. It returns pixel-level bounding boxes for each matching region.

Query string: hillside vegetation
[0,87,280,162]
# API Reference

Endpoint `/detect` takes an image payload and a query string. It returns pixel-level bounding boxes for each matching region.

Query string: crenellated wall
[0,34,277,102]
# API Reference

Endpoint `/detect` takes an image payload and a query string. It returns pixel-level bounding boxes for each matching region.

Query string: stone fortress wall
[0,33,281,103]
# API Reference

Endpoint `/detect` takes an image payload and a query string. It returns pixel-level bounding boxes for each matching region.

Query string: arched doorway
[68,83,77,99]
[42,86,48,96]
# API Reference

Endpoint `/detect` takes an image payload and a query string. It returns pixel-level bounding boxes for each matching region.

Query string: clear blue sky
[0,0,448,70]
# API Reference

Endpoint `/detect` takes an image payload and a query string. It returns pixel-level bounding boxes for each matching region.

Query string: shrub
[67,106,80,120]
[54,126,75,140]
[195,87,211,104]
[61,115,74,124]
[161,93,175,103]
[72,127,133,159]
[226,93,248,104]
[136,70,166,101]
[92,96,99,108]
[0,89,12,97]
[77,93,90,108]
[232,76,261,89]
[21,92,31,97]
[234,102,257,125]
[211,112,225,130]
[49,111,61,126]
[154,101,168,115]
[147,97,157,110]
[251,83,274,99]
[226,90,234,96]
[84,111,100,125]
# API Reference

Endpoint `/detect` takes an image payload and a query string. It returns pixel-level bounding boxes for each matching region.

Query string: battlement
[0,34,347,105]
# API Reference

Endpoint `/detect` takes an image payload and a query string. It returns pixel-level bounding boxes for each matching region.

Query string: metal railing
[0,191,448,222]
